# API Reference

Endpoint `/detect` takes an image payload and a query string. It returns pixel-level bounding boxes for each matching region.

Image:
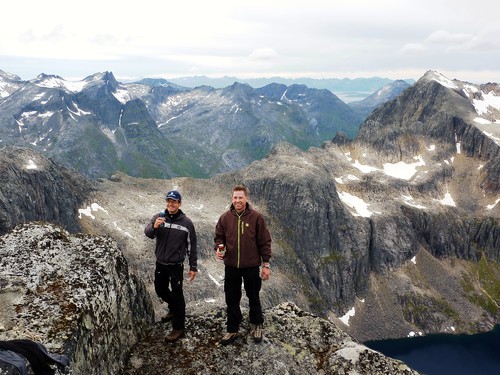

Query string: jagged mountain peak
[133,77,189,92]
[30,73,89,93]
[3,70,119,96]
[0,69,22,82]
[81,71,119,91]
[421,70,459,87]
[83,71,116,82]
[0,70,24,98]
[35,72,64,80]
[355,69,500,194]
[255,82,343,105]
[254,82,288,99]
[416,70,500,145]
[376,79,410,96]
[221,81,255,98]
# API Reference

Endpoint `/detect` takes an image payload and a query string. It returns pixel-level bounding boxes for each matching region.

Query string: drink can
[217,244,226,257]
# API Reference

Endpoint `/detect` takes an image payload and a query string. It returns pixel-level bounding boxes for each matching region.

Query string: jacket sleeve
[187,220,198,272]
[257,214,272,262]
[213,215,226,251]
[144,214,158,239]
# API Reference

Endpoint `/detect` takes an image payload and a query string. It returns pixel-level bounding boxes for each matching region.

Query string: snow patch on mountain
[33,75,87,92]
[337,191,376,217]
[113,87,131,104]
[383,155,425,180]
[427,70,459,89]
[437,191,456,207]
[472,90,500,116]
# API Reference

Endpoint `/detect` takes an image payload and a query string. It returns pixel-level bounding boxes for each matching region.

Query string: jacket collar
[230,202,250,216]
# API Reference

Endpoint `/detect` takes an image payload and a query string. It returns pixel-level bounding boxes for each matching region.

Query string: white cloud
[426,30,473,44]
[249,48,279,61]
[1,0,500,83]
[399,43,426,54]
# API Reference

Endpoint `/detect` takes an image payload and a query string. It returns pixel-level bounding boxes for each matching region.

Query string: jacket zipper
[236,212,244,268]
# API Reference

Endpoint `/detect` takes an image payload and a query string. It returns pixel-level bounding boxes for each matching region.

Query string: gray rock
[0,146,92,235]
[0,223,154,375]
[122,302,420,375]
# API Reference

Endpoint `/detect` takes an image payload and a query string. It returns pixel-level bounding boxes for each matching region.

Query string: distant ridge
[164,75,415,99]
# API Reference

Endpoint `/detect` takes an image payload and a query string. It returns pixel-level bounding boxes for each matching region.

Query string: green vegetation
[461,256,500,315]
[400,293,460,330]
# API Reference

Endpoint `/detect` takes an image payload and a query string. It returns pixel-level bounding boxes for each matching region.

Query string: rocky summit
[124,302,418,375]
[0,223,153,375]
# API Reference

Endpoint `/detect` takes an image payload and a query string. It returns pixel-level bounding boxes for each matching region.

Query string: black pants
[224,265,263,333]
[154,262,185,330]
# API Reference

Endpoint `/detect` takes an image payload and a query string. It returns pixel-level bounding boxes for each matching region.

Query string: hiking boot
[161,312,174,323]
[220,332,238,346]
[165,329,184,342]
[252,324,263,343]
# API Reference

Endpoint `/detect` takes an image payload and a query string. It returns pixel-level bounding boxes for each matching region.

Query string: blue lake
[364,325,500,375]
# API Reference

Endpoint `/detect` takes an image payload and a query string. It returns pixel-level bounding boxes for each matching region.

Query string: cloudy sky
[2,0,500,84]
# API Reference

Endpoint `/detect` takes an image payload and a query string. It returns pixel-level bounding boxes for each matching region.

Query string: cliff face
[0,223,154,374]
[218,139,499,314]
[0,146,93,235]
[356,71,500,194]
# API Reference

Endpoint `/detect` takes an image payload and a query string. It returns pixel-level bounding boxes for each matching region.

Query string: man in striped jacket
[145,190,198,343]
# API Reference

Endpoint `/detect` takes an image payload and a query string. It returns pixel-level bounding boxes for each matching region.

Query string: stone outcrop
[0,223,154,374]
[123,302,419,375]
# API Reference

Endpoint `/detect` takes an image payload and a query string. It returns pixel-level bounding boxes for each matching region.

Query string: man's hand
[153,217,165,229]
[216,251,225,260]
[261,267,270,281]
[188,270,197,281]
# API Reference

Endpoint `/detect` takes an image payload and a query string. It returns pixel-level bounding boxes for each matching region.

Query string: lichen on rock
[0,222,154,375]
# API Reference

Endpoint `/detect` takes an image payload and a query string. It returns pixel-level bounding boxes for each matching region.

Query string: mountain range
[161,75,415,102]
[0,69,409,179]
[0,69,499,374]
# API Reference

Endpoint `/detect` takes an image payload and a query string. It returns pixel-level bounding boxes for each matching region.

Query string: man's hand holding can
[216,244,226,260]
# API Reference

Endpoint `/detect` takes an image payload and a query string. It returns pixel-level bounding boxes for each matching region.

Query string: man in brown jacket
[214,185,272,345]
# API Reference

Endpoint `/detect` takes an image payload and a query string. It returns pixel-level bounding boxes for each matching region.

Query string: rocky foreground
[0,223,419,374]
[123,302,418,375]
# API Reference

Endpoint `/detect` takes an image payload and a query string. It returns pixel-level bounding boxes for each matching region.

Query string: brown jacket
[214,203,271,268]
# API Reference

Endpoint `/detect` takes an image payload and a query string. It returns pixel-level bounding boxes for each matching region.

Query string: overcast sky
[2,0,500,84]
